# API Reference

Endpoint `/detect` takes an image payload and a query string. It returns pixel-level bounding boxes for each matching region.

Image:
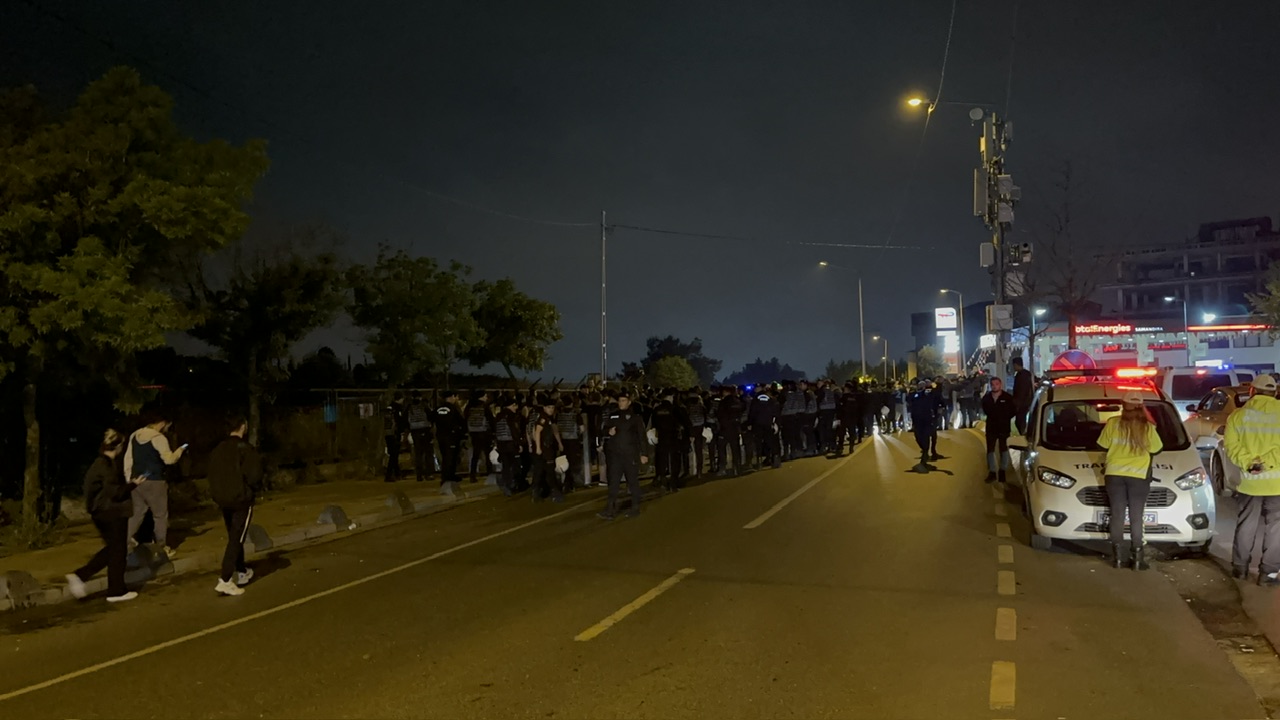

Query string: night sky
[5,1,1278,382]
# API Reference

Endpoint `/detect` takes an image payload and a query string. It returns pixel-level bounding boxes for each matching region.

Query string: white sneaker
[65,574,87,600]
[106,591,138,603]
[235,568,254,586]
[215,579,245,596]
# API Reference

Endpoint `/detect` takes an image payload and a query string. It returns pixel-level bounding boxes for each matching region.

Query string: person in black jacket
[67,429,140,603]
[1011,357,1035,435]
[208,416,264,597]
[599,390,649,519]
[981,377,1018,483]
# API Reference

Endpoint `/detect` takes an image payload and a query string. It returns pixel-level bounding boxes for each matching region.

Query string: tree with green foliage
[649,356,699,391]
[915,345,948,379]
[720,357,806,386]
[463,278,563,381]
[1247,265,1280,334]
[347,247,484,389]
[641,336,722,388]
[0,67,267,530]
[184,227,344,445]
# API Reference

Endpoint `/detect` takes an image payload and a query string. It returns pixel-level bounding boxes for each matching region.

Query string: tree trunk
[21,370,41,531]
[1067,310,1078,350]
[248,349,261,447]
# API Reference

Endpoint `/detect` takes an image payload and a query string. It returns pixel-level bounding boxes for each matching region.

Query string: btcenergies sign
[1074,323,1168,335]
[935,307,958,330]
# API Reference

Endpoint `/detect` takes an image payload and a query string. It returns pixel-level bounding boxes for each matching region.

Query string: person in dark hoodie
[66,428,141,603]
[207,415,264,597]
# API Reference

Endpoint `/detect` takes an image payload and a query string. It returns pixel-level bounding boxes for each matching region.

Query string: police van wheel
[1029,529,1053,551]
[1211,455,1233,498]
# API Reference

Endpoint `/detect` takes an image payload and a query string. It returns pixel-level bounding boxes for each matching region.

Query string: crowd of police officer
[378,374,991,516]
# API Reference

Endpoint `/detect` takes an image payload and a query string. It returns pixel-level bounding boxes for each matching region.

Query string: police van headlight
[1037,467,1076,489]
[1174,468,1208,491]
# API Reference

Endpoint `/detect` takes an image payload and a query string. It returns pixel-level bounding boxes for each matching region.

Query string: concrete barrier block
[245,524,273,553]
[386,491,414,514]
[317,505,351,529]
[0,571,42,609]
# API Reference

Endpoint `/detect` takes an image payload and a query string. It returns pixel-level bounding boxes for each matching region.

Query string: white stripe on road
[573,568,696,642]
[990,661,1016,711]
[742,440,870,530]
[995,607,1017,641]
[994,503,1007,517]
[997,545,1014,564]
[995,523,1011,538]
[0,500,592,704]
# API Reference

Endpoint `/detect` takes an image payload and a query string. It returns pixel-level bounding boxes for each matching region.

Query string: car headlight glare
[1038,467,1076,489]
[1174,468,1208,491]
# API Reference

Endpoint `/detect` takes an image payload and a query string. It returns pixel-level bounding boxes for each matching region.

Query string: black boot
[1132,545,1150,571]
[1110,543,1127,569]
[984,472,997,484]
[998,470,1007,484]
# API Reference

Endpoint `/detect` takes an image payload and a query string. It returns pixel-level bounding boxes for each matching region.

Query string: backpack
[407,403,431,431]
[466,406,490,433]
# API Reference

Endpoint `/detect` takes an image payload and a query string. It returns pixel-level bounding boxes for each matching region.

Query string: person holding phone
[1225,374,1280,586]
[124,411,187,558]
[67,429,143,602]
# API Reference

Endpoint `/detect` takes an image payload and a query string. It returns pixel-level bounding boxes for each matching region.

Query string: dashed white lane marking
[742,440,869,529]
[990,660,1016,711]
[994,502,1007,517]
[0,500,594,704]
[998,545,1015,564]
[574,568,696,642]
[995,522,1012,538]
[995,607,1017,641]
[990,485,1002,499]
[997,570,1016,596]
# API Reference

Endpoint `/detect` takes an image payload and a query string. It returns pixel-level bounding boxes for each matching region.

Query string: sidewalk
[1206,492,1280,651]
[0,475,501,611]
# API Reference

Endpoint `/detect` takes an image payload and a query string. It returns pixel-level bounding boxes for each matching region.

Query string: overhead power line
[609,223,931,250]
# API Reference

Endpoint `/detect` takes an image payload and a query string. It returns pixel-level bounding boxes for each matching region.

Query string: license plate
[1097,510,1158,527]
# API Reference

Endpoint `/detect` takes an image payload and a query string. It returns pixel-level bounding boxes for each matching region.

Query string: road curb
[0,485,500,612]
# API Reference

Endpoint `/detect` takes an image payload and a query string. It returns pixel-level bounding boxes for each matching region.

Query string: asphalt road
[0,429,1267,719]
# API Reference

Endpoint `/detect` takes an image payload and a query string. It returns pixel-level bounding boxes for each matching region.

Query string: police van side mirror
[1186,404,1198,413]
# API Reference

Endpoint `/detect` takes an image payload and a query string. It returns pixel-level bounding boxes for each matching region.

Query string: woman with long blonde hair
[1097,393,1164,571]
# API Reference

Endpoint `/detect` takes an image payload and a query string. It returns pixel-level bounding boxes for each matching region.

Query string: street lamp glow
[1164,296,1177,302]
[818,260,829,267]
[1033,307,1047,317]
[907,97,926,107]
[1203,313,1217,323]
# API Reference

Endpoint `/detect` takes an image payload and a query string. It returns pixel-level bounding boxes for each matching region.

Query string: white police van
[1007,367,1215,552]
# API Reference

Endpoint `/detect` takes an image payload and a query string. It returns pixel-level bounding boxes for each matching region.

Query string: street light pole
[1030,307,1046,377]
[820,261,866,378]
[1165,296,1190,366]
[600,210,607,383]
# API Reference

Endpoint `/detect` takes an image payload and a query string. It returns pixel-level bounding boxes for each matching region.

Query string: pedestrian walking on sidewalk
[207,415,265,597]
[124,411,187,557]
[1098,392,1163,571]
[67,429,143,603]
[981,378,1017,484]
[1225,374,1280,586]
[599,390,648,519]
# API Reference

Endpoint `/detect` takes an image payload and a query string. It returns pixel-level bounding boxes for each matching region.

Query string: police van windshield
[1041,400,1190,452]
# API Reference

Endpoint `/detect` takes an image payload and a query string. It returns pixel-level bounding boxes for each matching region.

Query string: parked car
[1155,366,1254,421]
[1183,385,1252,497]
[1008,367,1214,553]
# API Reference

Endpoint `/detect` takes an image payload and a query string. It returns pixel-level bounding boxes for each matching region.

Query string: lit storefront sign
[979,333,997,350]
[935,307,958,330]
[1186,323,1269,332]
[1074,323,1169,336]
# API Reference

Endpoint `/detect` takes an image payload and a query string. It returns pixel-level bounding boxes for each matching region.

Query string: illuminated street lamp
[872,335,891,382]
[820,261,866,377]
[940,289,966,373]
[1203,312,1217,324]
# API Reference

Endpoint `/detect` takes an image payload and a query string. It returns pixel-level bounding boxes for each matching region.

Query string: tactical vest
[407,403,431,431]
[556,412,580,440]
[818,390,837,411]
[687,404,706,427]
[466,406,490,433]
[495,414,516,443]
[804,393,818,415]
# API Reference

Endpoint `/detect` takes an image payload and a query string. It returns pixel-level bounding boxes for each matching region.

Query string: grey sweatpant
[126,480,169,546]
[1232,493,1280,574]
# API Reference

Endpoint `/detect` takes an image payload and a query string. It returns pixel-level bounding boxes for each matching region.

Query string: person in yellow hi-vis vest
[1097,392,1163,571]
[1225,374,1280,586]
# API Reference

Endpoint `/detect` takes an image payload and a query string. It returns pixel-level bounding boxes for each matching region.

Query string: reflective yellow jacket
[1097,418,1163,480]
[1225,394,1280,496]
